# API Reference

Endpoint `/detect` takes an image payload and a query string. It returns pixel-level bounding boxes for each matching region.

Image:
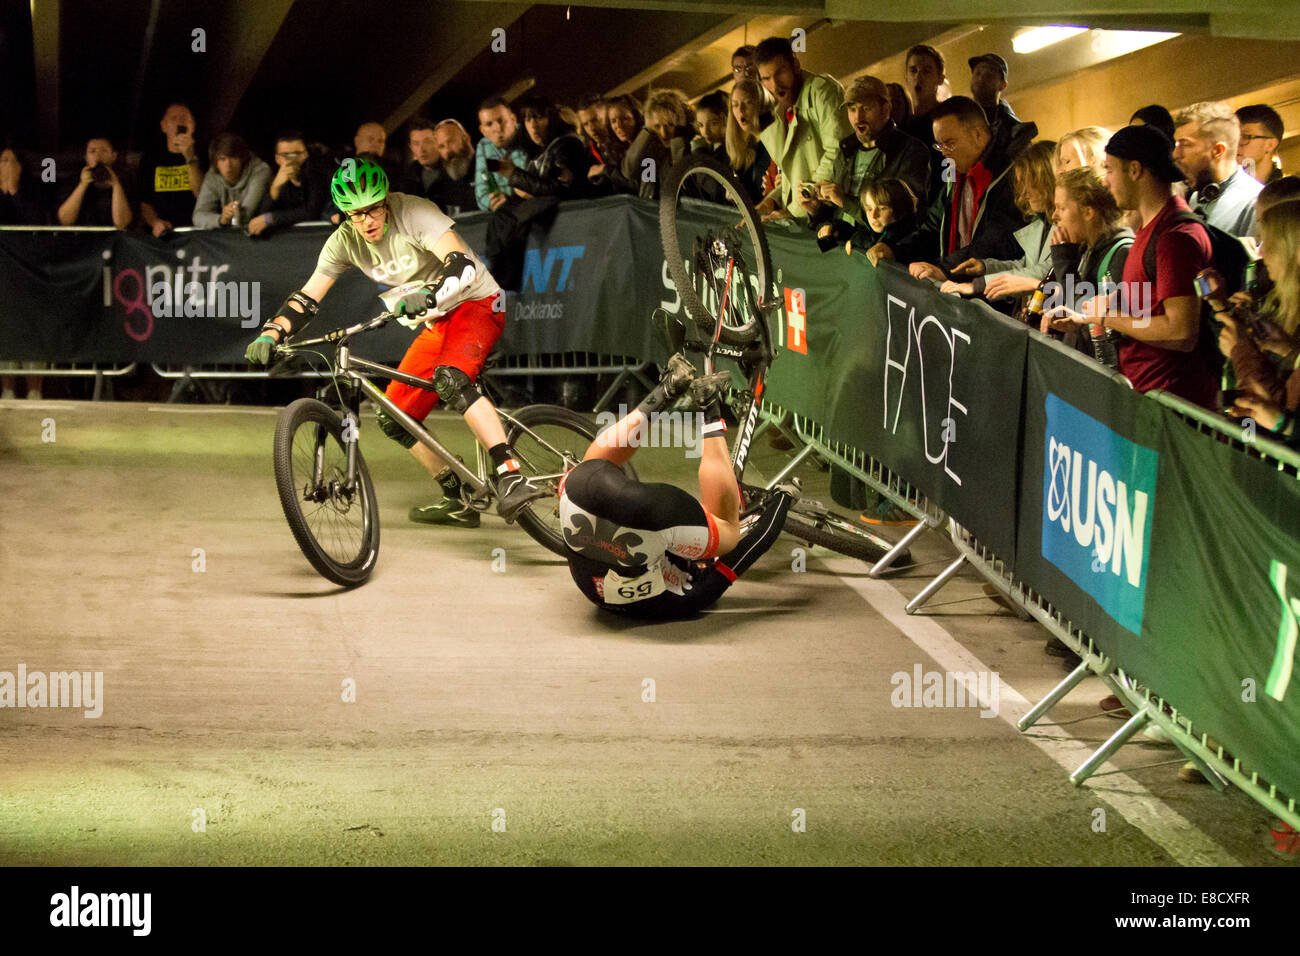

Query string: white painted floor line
[146,406,278,415]
[823,557,1241,868]
[0,401,78,410]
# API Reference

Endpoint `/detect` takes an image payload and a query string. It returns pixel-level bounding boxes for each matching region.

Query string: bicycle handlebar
[276,311,395,353]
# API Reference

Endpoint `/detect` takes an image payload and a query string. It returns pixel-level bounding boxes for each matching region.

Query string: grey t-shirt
[315,192,500,306]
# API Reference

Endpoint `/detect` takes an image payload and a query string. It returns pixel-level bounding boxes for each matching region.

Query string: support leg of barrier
[92,370,104,402]
[1071,710,1149,785]
[593,366,657,414]
[869,519,929,577]
[1018,659,1092,732]
[167,368,193,403]
[763,442,816,488]
[905,554,965,614]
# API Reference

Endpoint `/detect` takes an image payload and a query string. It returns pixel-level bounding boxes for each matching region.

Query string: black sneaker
[494,470,548,523]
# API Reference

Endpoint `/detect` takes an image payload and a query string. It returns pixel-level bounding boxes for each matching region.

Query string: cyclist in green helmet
[244,155,546,526]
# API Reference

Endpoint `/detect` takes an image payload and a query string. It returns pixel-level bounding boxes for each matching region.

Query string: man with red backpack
[1048,124,1238,411]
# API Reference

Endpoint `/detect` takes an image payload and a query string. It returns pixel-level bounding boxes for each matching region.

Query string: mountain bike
[659,153,911,566]
[269,312,633,587]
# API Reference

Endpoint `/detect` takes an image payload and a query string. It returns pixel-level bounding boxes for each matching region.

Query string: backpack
[1142,209,1253,378]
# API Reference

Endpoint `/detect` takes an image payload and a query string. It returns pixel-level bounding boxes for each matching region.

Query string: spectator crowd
[1,34,1297,458]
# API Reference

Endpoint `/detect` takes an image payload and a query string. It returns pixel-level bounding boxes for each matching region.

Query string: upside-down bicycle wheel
[659,152,774,348]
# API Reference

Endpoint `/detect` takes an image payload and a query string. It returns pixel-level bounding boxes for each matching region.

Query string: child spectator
[853,178,918,263]
[692,91,729,161]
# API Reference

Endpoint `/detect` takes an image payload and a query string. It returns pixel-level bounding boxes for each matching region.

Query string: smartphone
[1192,273,1213,298]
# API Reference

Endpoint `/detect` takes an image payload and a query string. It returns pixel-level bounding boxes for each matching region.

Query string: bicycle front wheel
[273,397,380,587]
[782,505,912,567]
[505,404,637,558]
[659,152,773,348]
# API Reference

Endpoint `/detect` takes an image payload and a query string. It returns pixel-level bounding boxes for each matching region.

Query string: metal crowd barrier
[756,398,945,577]
[758,385,1298,831]
[480,352,657,413]
[0,362,138,401]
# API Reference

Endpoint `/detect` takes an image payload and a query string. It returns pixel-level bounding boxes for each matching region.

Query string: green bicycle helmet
[330,156,389,212]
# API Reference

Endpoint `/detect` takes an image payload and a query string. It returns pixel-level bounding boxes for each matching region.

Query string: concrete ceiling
[11,0,1300,153]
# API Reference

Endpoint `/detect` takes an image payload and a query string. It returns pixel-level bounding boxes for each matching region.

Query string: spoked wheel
[782,502,913,567]
[273,397,380,587]
[659,152,774,347]
[505,404,636,558]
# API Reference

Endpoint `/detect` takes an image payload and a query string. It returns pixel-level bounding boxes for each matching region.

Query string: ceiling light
[1012,26,1088,55]
[1090,30,1180,60]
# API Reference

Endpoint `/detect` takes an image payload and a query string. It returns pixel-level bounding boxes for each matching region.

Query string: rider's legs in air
[583,353,742,554]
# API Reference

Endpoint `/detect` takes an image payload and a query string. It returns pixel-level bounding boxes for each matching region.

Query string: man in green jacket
[753,36,853,224]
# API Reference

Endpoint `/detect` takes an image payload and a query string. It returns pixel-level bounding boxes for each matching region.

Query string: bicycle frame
[279,311,577,508]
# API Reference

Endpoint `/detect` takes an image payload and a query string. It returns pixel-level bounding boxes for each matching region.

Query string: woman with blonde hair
[941,140,1058,307]
[726,78,774,205]
[618,89,694,199]
[1220,197,1300,443]
[1055,126,1111,174]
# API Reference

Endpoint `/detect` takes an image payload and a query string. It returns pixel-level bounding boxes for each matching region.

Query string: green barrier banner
[1141,405,1300,800]
[1018,332,1300,799]
[750,244,1027,561]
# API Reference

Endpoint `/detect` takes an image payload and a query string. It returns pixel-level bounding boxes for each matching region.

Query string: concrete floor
[0,399,1291,865]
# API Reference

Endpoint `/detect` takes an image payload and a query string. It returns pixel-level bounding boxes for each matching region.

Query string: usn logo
[1041,394,1157,635]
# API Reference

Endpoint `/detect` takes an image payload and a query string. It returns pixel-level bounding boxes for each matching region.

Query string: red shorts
[384,294,505,420]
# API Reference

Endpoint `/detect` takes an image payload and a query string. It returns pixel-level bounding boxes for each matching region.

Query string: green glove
[245,334,277,366]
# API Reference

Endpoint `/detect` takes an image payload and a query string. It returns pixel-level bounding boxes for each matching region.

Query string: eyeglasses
[347,202,387,223]
[933,140,959,155]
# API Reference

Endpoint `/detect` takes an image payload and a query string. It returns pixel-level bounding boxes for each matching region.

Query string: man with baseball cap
[805,74,931,246]
[969,54,1018,136]
[1047,124,1218,410]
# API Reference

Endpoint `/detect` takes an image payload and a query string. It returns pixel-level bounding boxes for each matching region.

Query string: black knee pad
[375,406,417,448]
[432,365,481,414]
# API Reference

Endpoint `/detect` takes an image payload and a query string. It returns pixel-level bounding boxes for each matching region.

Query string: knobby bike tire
[506,404,638,558]
[658,152,772,348]
[273,397,380,587]
[782,507,913,566]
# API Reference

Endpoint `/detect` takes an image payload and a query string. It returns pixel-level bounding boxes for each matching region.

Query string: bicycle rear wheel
[273,397,380,587]
[659,152,773,348]
[505,404,637,557]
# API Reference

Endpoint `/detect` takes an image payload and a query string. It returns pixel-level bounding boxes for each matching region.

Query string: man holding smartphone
[56,137,132,229]
[138,103,203,235]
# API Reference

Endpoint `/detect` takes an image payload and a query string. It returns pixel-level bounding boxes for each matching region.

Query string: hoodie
[192,156,272,229]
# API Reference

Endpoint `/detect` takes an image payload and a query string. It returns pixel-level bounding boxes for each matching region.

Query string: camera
[799,181,816,199]
[485,158,504,173]
[90,163,111,185]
